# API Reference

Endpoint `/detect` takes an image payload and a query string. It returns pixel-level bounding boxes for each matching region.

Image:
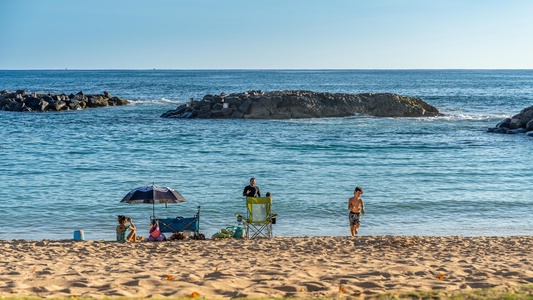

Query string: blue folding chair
[151,206,205,240]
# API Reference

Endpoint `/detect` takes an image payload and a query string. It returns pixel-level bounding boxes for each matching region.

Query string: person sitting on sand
[348,186,365,237]
[116,215,137,242]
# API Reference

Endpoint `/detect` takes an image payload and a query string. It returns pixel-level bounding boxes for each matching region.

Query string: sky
[1,0,532,69]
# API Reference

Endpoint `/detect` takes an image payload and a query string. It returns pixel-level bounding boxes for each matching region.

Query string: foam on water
[127,98,183,105]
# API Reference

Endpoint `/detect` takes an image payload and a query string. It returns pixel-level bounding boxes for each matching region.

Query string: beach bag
[148,232,166,242]
[214,227,234,238]
[149,225,161,238]
[155,233,166,241]
[226,226,235,235]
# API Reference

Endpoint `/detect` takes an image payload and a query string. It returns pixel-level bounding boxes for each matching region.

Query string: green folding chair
[237,197,275,238]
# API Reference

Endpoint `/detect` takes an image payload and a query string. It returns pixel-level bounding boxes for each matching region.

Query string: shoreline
[1,236,532,299]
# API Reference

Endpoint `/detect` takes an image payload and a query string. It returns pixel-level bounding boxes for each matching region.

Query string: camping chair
[150,206,205,240]
[237,197,275,238]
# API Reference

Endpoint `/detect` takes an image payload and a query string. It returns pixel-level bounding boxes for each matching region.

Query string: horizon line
[2,68,533,71]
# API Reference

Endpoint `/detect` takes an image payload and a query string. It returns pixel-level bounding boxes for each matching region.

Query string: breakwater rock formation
[487,105,533,137]
[0,90,129,112]
[161,90,442,119]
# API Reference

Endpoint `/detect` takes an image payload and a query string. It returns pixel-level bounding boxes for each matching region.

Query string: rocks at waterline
[487,105,533,137]
[0,90,130,112]
[161,90,442,119]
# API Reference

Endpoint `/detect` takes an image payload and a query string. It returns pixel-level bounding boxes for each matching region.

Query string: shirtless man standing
[348,186,365,236]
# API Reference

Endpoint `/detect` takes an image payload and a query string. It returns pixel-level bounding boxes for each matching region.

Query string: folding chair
[237,197,275,238]
[151,206,205,240]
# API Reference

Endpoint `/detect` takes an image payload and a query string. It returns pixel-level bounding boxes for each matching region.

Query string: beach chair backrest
[246,197,272,224]
[151,216,199,233]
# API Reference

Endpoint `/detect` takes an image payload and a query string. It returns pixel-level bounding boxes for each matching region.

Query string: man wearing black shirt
[243,177,261,197]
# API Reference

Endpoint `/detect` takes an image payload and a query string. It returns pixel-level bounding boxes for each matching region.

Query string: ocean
[0,69,532,241]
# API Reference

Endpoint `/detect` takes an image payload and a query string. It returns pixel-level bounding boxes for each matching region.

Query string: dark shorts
[349,212,361,226]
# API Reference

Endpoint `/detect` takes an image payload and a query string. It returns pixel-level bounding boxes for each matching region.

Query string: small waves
[127,98,183,105]
[439,108,509,122]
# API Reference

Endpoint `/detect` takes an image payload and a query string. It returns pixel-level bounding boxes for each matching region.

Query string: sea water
[0,70,532,241]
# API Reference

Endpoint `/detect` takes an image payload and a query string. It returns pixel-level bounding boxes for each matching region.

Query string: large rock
[161,90,442,119]
[0,90,129,112]
[488,105,533,136]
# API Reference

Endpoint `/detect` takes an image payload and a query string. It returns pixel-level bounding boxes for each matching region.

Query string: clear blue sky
[1,0,532,69]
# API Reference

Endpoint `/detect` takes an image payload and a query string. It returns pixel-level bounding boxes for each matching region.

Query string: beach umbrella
[120,183,186,217]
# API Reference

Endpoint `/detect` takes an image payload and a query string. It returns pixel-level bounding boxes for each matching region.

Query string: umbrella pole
[152,183,156,218]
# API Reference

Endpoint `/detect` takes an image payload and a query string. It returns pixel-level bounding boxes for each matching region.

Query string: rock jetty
[0,90,129,112]
[161,90,442,119]
[487,105,533,137]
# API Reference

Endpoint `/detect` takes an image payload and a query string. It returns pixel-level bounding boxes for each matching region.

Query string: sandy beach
[0,236,532,299]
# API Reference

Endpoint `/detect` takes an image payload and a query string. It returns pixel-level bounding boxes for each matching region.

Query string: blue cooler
[73,230,85,241]
[233,226,244,238]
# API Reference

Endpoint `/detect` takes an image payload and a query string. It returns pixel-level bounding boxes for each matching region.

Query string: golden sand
[0,236,532,299]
